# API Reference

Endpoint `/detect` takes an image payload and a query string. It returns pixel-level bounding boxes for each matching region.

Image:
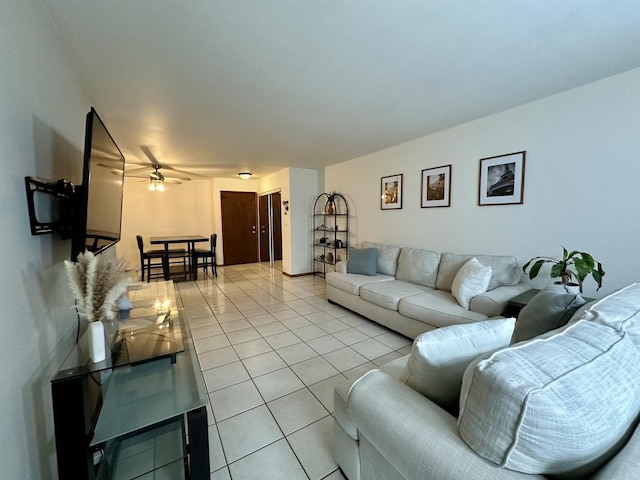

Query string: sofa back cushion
[458,320,640,477]
[400,318,515,412]
[395,248,440,288]
[436,253,520,291]
[581,282,640,349]
[361,242,401,276]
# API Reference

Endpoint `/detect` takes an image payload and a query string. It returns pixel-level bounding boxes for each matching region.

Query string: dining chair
[194,234,217,277]
[136,235,166,282]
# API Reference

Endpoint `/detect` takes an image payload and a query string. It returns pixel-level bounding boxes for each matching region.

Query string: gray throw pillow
[512,285,586,343]
[347,248,378,276]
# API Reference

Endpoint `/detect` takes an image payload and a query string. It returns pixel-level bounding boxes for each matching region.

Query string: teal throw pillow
[347,248,378,276]
[512,284,586,343]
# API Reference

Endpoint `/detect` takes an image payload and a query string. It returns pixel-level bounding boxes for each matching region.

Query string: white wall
[0,2,94,478]
[289,168,319,275]
[118,177,215,269]
[325,67,640,298]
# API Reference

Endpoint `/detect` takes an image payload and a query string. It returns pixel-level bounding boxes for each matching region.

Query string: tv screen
[71,108,125,260]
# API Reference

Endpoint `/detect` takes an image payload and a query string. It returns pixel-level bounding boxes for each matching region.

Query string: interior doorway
[220,191,259,265]
[258,191,283,270]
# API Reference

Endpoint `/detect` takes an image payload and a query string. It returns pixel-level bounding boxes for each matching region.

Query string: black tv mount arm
[24,176,77,239]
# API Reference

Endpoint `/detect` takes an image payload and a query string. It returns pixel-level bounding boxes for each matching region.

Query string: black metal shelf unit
[312,192,349,278]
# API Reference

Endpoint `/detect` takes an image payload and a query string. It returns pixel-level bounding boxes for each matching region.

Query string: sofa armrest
[335,260,348,273]
[348,370,543,480]
[470,283,532,317]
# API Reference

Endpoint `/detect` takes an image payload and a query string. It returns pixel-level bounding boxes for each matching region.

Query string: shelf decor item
[381,174,403,210]
[478,151,526,206]
[522,246,605,293]
[65,251,132,362]
[421,164,452,208]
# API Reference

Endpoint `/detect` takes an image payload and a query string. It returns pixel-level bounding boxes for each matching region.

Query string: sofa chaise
[333,283,640,479]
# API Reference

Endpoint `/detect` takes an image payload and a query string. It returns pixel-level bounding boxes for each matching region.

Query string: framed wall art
[381,174,403,210]
[421,165,451,208]
[478,151,526,206]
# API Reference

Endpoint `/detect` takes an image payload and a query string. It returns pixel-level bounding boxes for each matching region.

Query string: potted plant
[522,246,605,293]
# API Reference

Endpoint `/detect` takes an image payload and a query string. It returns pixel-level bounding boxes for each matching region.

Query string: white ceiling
[42,0,640,180]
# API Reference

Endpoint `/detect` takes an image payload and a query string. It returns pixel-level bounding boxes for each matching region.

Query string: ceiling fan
[120,146,207,190]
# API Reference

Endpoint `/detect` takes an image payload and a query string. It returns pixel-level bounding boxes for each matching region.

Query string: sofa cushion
[451,258,492,309]
[436,253,520,292]
[325,271,395,296]
[361,242,401,276]
[581,283,640,349]
[347,247,378,276]
[399,290,487,328]
[395,248,440,288]
[400,318,515,410]
[360,280,430,311]
[458,320,640,476]
[512,285,586,343]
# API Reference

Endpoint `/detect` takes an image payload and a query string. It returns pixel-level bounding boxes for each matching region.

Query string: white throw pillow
[451,257,492,309]
[458,320,640,477]
[399,318,515,410]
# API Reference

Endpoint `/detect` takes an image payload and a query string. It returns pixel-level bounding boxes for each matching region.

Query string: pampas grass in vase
[65,251,133,362]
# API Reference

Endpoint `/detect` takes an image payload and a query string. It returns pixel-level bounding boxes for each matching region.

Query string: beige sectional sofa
[333,284,640,479]
[326,241,530,339]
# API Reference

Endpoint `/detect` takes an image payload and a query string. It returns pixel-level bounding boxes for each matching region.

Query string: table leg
[163,243,170,280]
[191,242,198,281]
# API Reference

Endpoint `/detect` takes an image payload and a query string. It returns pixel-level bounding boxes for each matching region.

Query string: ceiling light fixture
[149,169,165,191]
[238,172,252,180]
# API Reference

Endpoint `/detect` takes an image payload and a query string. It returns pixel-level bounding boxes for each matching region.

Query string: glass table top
[52,281,185,381]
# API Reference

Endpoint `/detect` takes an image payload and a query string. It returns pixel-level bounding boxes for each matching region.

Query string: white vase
[88,321,106,363]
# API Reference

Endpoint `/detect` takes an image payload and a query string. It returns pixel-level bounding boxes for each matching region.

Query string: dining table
[149,235,209,281]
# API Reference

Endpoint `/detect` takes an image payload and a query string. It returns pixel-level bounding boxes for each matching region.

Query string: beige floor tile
[290,356,340,386]
[268,389,329,435]
[287,416,337,480]
[228,439,306,480]
[253,367,305,402]
[217,405,282,463]
[242,351,287,378]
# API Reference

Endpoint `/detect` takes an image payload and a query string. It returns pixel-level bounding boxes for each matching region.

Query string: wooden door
[272,192,282,261]
[221,191,258,265]
[259,195,270,262]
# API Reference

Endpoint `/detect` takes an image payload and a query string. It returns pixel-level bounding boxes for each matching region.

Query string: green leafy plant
[522,246,605,292]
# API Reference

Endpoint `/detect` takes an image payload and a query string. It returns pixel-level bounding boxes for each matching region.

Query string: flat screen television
[70,108,125,260]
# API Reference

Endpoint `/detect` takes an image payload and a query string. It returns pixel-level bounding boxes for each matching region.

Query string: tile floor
[172,262,413,480]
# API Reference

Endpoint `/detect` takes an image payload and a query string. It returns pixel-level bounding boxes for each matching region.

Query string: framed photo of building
[478,151,526,206]
[421,165,451,208]
[381,174,403,210]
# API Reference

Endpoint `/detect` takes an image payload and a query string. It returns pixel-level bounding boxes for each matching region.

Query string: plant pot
[88,321,107,363]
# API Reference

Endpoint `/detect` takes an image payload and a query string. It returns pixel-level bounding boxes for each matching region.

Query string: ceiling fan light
[149,177,165,191]
[238,172,252,180]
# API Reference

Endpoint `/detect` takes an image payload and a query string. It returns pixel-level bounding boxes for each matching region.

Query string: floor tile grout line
[179,265,394,479]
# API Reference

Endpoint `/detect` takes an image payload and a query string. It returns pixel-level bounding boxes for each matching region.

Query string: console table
[51,281,209,480]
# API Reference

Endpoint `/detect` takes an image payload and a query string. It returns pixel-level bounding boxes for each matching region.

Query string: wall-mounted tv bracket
[25,176,76,238]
